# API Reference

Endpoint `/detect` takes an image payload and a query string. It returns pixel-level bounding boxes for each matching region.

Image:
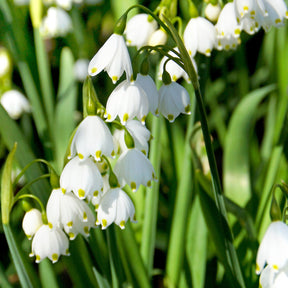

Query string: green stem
[165,94,195,286]
[13,159,56,189]
[140,116,163,276]
[33,28,55,146]
[162,14,245,288]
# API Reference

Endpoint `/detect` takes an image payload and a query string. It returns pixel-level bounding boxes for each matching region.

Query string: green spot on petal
[61,188,66,194]
[141,115,146,124]
[273,264,279,270]
[69,232,75,239]
[84,226,89,234]
[167,114,174,122]
[78,189,85,198]
[123,113,129,123]
[112,76,118,82]
[91,67,97,74]
[52,253,58,263]
[48,222,53,229]
[78,153,84,159]
[131,182,137,191]
[185,105,191,114]
[120,220,125,228]
[67,221,73,227]
[83,212,87,221]
[147,180,151,187]
[93,191,99,197]
[36,255,41,262]
[95,150,101,160]
[102,219,107,228]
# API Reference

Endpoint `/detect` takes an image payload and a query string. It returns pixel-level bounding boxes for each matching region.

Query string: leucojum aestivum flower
[1,0,288,287]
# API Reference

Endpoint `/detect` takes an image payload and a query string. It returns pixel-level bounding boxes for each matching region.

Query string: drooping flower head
[1,90,31,119]
[22,208,43,240]
[46,188,96,240]
[68,115,115,161]
[96,188,136,229]
[113,119,151,156]
[88,34,132,83]
[105,79,149,125]
[256,221,288,275]
[215,3,242,51]
[183,17,217,57]
[30,224,69,263]
[158,80,191,122]
[125,13,157,49]
[60,156,103,199]
[113,148,156,192]
[40,7,73,38]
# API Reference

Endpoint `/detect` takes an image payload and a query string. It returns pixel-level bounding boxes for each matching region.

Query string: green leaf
[39,259,59,288]
[3,224,40,288]
[196,172,242,287]
[54,47,77,171]
[223,85,276,206]
[93,267,111,288]
[0,105,50,203]
[1,143,16,224]
[186,196,207,288]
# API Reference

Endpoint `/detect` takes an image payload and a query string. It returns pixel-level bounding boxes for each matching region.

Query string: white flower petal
[30,225,69,263]
[60,156,103,199]
[114,148,156,191]
[69,115,115,161]
[22,209,43,240]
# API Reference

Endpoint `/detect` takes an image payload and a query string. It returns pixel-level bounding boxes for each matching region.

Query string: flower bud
[29,0,43,28]
[82,76,98,117]
[162,70,172,85]
[114,13,127,35]
[124,130,135,149]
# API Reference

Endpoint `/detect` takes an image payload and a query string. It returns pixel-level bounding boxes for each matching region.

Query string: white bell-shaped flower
[259,264,288,288]
[158,81,191,122]
[105,79,149,125]
[40,7,72,38]
[55,0,73,10]
[259,0,288,31]
[74,58,89,82]
[205,3,222,22]
[22,209,43,240]
[148,29,168,47]
[158,47,196,82]
[68,115,115,161]
[88,34,132,83]
[114,148,156,192]
[46,188,96,240]
[135,73,159,115]
[215,3,242,51]
[125,14,157,49]
[60,156,103,199]
[256,221,288,274]
[1,90,31,120]
[234,0,257,18]
[113,119,151,155]
[30,224,69,263]
[183,17,216,57]
[96,188,136,229]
